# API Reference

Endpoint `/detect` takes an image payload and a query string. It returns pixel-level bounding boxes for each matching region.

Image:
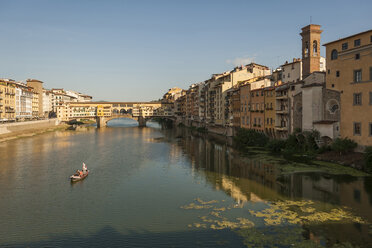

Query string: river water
[0,119,371,247]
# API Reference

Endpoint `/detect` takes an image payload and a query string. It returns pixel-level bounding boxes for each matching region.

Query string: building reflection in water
[168,128,372,246]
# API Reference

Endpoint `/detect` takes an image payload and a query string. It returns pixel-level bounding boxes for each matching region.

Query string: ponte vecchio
[56,101,174,127]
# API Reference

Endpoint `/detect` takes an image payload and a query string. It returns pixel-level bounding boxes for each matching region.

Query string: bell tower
[300,24,323,78]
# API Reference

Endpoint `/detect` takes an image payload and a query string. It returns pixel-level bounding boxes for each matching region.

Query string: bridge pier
[96,116,107,128]
[137,116,147,127]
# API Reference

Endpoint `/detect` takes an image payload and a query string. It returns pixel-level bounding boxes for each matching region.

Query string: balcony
[276,105,288,113]
[276,95,288,100]
[275,126,288,131]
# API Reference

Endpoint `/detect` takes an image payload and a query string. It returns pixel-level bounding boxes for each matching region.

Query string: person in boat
[82,162,87,174]
[75,170,80,176]
[79,170,83,177]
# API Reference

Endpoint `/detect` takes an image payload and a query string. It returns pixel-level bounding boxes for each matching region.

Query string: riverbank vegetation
[234,128,371,175]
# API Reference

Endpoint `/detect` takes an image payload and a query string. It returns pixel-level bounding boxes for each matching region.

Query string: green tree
[234,128,269,147]
[331,138,357,155]
[364,146,372,172]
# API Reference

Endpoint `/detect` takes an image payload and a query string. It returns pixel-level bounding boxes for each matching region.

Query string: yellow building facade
[0,79,16,120]
[324,29,372,146]
[32,91,39,118]
[264,86,276,137]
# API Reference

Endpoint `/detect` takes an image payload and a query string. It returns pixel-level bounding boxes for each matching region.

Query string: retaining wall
[0,119,59,135]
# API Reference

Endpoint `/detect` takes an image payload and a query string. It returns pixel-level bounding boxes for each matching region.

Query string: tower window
[354,39,361,47]
[313,40,318,56]
[354,70,362,83]
[369,67,372,81]
[355,53,360,60]
[331,49,338,60]
[304,41,309,58]
[370,123,372,136]
[336,71,340,77]
[342,42,348,50]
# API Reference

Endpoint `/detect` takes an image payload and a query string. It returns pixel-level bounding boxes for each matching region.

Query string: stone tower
[300,24,323,78]
[26,79,44,117]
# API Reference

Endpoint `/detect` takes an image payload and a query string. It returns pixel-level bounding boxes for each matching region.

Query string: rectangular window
[246,117,249,125]
[336,71,340,77]
[241,116,245,125]
[354,39,361,47]
[355,53,360,60]
[353,93,362,105]
[370,92,372,105]
[354,122,361,136]
[370,123,372,136]
[342,42,348,50]
[370,67,372,81]
[371,35,372,43]
[354,70,362,82]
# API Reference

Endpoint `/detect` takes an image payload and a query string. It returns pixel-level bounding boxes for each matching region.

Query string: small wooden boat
[70,170,89,182]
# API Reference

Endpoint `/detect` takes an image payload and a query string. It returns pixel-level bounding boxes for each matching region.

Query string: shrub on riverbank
[196,127,207,133]
[331,138,357,155]
[266,139,286,153]
[234,128,269,147]
[364,146,372,172]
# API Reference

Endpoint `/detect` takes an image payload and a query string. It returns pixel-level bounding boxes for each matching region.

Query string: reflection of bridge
[58,101,175,128]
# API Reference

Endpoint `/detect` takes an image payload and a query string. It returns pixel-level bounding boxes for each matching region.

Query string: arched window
[313,40,318,56]
[331,49,338,60]
[304,41,309,58]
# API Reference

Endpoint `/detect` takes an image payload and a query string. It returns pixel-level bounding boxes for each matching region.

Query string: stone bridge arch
[96,115,147,128]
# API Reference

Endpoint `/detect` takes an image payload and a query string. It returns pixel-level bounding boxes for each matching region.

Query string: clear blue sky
[1,0,371,101]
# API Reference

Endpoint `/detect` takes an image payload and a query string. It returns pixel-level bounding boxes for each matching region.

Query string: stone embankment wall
[176,117,236,137]
[0,119,59,135]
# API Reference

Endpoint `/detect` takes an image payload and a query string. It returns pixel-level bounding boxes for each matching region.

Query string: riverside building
[0,79,16,121]
[324,29,372,147]
[15,82,33,120]
[26,79,44,117]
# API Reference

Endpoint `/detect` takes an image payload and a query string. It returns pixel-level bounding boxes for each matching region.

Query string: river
[0,119,371,247]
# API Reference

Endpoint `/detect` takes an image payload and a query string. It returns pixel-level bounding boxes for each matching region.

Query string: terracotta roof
[26,79,44,83]
[323,29,372,46]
